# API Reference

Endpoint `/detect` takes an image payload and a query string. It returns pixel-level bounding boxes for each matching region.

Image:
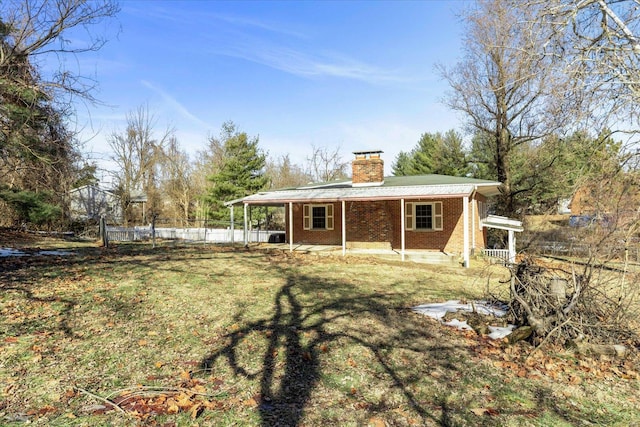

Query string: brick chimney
[352,150,384,186]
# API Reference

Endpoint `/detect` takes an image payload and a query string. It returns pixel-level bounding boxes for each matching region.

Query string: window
[303,204,334,230]
[405,202,443,231]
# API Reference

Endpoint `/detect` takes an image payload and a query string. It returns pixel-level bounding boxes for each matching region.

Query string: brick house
[227,150,521,266]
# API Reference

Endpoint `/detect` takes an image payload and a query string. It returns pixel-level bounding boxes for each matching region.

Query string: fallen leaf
[569,375,582,385]
[470,407,499,416]
[167,401,179,414]
[189,403,203,419]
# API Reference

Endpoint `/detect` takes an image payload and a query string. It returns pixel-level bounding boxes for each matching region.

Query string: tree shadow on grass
[200,266,469,426]
[0,245,167,338]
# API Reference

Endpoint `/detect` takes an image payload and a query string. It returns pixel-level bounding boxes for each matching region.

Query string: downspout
[341,200,346,256]
[463,195,470,268]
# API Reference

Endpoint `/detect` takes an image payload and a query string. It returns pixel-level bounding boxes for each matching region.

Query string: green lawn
[1,243,638,426]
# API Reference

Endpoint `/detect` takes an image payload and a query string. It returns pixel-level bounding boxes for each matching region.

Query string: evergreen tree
[392,131,469,176]
[391,151,413,176]
[206,122,268,221]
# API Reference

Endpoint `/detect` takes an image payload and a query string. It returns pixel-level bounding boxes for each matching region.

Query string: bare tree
[190,128,233,221]
[0,0,120,102]
[305,145,349,183]
[158,136,193,225]
[108,105,171,225]
[439,0,577,217]
[516,0,640,127]
[266,154,310,189]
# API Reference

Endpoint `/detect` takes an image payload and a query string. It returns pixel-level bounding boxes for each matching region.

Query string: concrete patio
[252,243,461,266]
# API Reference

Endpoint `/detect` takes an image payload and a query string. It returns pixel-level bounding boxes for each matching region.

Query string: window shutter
[326,204,334,230]
[434,202,443,230]
[303,204,310,230]
[405,202,413,230]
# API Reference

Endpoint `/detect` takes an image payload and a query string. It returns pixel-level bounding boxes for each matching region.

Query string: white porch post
[230,206,234,244]
[341,200,346,256]
[508,229,516,263]
[463,195,470,268]
[471,196,476,251]
[400,198,405,262]
[288,202,294,253]
[243,203,248,246]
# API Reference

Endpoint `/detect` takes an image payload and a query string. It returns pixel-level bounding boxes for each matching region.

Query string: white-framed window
[405,202,443,231]
[303,204,334,230]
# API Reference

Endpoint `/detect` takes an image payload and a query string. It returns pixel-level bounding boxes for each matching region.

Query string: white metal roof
[226,178,501,206]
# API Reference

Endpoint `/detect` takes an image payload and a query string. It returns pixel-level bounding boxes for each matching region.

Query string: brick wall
[387,198,464,252]
[284,196,488,253]
[345,200,393,242]
[352,158,384,184]
[286,203,342,245]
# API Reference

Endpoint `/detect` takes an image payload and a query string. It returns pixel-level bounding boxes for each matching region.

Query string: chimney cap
[353,150,383,156]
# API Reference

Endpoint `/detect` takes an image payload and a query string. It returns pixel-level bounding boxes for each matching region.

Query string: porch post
[341,200,346,256]
[463,195,470,268]
[288,202,294,253]
[471,196,476,251]
[400,198,405,262]
[243,203,248,246]
[508,229,516,263]
[230,206,234,244]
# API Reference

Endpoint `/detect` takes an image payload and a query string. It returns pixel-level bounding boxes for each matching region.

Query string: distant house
[569,181,640,228]
[226,150,522,267]
[69,184,122,223]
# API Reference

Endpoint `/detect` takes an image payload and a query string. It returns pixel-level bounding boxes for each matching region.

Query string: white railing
[482,249,510,262]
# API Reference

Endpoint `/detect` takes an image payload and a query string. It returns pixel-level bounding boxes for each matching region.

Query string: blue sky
[72,1,468,181]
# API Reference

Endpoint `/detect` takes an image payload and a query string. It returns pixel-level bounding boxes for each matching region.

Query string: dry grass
[0,238,638,426]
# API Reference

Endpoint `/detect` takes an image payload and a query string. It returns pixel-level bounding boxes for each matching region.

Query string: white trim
[401,198,406,262]
[463,196,469,268]
[230,206,235,244]
[351,180,384,188]
[289,202,293,253]
[341,200,346,256]
[243,203,248,246]
[471,195,476,250]
[508,230,516,263]
[481,215,523,232]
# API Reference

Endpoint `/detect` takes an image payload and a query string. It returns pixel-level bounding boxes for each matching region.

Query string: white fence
[106,226,282,244]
